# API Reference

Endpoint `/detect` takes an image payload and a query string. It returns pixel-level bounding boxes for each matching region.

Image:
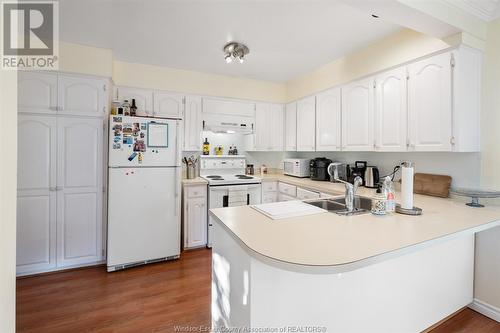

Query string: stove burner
[206,175,224,180]
[235,175,253,179]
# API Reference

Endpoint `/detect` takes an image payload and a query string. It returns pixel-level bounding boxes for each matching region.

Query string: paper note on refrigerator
[147,123,169,147]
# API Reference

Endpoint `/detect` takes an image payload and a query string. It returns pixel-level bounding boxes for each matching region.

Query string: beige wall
[285,28,450,101]
[59,42,113,77]
[0,70,17,333]
[475,17,500,310]
[113,61,286,103]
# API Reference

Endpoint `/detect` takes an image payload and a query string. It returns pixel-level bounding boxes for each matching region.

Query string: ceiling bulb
[223,41,249,64]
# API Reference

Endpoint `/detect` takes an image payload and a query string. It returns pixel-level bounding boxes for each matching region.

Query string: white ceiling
[59,0,401,83]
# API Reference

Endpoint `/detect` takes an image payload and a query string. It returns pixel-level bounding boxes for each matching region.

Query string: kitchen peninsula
[210,177,500,332]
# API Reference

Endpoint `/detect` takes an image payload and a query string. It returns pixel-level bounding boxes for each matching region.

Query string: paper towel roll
[401,163,414,209]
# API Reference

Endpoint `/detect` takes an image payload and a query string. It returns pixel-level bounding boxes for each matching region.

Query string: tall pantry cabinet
[17,71,108,276]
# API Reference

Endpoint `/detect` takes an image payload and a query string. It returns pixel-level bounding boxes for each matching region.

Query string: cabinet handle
[49,187,56,191]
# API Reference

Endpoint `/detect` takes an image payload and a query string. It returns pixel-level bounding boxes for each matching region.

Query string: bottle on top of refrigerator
[130,99,137,116]
[202,138,210,155]
[383,176,396,213]
[122,100,131,116]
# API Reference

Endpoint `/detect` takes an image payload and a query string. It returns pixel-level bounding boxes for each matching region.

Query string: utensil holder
[186,165,196,179]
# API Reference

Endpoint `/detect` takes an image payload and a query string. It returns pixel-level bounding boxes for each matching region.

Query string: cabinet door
[254,103,270,150]
[16,115,57,275]
[375,67,408,152]
[116,86,153,116]
[269,103,284,151]
[342,78,375,151]
[285,102,297,151]
[56,117,103,267]
[185,197,207,248]
[408,52,452,151]
[316,87,341,151]
[154,91,184,118]
[58,75,107,116]
[296,96,316,151]
[18,72,57,113]
[184,96,202,151]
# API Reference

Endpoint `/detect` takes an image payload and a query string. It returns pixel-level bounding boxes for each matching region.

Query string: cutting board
[413,173,452,198]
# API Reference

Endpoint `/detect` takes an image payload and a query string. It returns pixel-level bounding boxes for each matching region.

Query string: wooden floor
[17,248,500,333]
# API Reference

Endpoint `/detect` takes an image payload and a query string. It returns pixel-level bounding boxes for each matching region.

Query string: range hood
[202,113,254,134]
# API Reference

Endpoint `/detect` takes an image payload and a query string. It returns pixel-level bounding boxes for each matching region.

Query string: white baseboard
[469,298,500,323]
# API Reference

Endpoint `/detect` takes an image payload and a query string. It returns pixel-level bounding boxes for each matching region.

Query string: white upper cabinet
[316,87,341,151]
[154,91,184,118]
[16,115,57,274]
[285,102,297,151]
[184,96,202,151]
[296,96,316,151]
[115,86,154,116]
[58,75,107,116]
[202,97,255,117]
[254,103,284,151]
[18,72,57,113]
[342,77,375,151]
[408,52,452,151]
[452,46,482,152]
[254,103,269,150]
[56,117,103,267]
[269,103,284,151]
[375,67,408,152]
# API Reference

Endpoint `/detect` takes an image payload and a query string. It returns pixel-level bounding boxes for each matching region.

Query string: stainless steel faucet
[334,176,363,212]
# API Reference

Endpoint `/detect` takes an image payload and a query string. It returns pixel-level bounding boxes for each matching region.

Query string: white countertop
[210,175,500,267]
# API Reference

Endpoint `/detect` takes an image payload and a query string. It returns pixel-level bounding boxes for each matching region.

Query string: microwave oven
[283,158,310,178]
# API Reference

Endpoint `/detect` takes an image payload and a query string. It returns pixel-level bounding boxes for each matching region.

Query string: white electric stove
[200,155,262,247]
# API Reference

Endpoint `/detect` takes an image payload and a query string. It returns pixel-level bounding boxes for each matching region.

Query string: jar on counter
[246,164,254,175]
[371,188,387,215]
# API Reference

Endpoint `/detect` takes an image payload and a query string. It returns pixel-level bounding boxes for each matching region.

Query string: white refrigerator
[107,115,181,272]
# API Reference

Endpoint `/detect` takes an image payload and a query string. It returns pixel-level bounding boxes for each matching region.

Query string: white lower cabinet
[17,115,104,275]
[262,181,278,203]
[278,193,297,202]
[17,115,58,274]
[56,117,103,267]
[183,185,207,249]
[296,187,320,200]
[278,182,297,197]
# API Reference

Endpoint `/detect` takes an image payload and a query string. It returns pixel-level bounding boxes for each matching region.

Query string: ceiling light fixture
[223,42,249,64]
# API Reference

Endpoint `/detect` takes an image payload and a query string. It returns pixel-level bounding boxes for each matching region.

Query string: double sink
[305,196,373,216]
